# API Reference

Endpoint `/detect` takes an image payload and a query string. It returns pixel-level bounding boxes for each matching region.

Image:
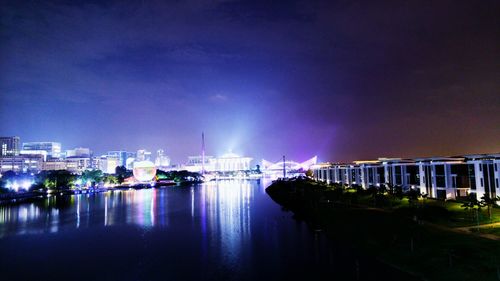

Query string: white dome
[133,160,157,182]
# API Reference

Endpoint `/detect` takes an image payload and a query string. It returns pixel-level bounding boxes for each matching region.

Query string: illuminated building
[155,149,171,168]
[91,157,101,170]
[183,155,214,172]
[99,155,120,174]
[133,160,157,182]
[0,155,43,173]
[181,153,252,173]
[125,151,136,169]
[262,156,317,176]
[66,147,91,158]
[65,157,92,174]
[22,142,61,159]
[136,149,152,162]
[313,153,500,200]
[213,153,252,172]
[41,160,67,171]
[20,150,48,161]
[0,136,20,157]
[107,151,128,167]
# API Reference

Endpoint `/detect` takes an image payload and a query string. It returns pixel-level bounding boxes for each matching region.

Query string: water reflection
[201,180,252,268]
[0,179,415,281]
[0,180,256,242]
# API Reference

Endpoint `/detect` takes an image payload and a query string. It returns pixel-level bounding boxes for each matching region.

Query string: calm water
[0,180,411,281]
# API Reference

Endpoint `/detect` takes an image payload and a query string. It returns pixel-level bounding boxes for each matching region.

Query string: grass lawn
[321,182,500,229]
[475,227,500,236]
[267,180,500,281]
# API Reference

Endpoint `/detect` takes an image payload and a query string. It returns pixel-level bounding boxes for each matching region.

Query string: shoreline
[265,179,500,281]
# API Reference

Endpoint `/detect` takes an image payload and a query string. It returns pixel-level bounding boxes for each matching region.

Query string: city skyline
[1,2,500,280]
[1,1,499,163]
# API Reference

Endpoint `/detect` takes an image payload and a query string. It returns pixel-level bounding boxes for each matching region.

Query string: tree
[0,170,17,181]
[37,170,76,190]
[255,165,262,174]
[393,185,404,200]
[305,169,314,178]
[115,166,130,184]
[461,193,484,222]
[80,170,103,187]
[378,184,388,195]
[103,175,118,185]
[480,194,499,220]
[406,189,421,208]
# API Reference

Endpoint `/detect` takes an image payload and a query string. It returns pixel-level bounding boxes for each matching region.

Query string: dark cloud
[1,0,499,162]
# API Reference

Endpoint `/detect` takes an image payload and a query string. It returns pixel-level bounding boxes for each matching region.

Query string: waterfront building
[261,156,317,176]
[312,153,500,201]
[22,142,61,159]
[0,155,43,173]
[41,160,67,171]
[459,154,499,200]
[20,149,48,161]
[183,155,214,172]
[66,147,92,158]
[353,161,383,188]
[155,149,171,168]
[213,153,252,172]
[91,157,101,170]
[107,151,128,167]
[181,153,252,173]
[99,155,120,174]
[0,136,20,157]
[136,149,152,162]
[65,157,92,174]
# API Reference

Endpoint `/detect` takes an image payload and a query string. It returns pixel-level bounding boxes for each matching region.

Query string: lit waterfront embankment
[266,178,500,281]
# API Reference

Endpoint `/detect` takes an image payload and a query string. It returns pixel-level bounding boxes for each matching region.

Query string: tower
[201,132,205,174]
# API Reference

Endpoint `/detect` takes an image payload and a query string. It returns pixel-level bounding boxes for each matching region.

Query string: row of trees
[320,179,499,222]
[156,169,203,183]
[1,166,134,192]
[461,193,499,220]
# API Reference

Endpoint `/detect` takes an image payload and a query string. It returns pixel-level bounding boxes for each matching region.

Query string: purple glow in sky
[1,0,499,163]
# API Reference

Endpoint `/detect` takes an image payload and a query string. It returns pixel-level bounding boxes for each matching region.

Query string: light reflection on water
[0,180,260,241]
[0,179,413,280]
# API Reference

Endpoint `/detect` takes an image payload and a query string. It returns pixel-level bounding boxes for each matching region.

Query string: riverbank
[266,179,500,281]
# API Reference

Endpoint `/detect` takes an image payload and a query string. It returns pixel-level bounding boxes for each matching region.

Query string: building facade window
[435,165,446,187]
[468,164,476,190]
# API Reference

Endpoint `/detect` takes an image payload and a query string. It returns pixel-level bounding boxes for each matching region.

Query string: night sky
[1,0,499,163]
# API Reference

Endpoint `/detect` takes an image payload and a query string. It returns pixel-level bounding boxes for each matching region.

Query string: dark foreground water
[0,180,413,281]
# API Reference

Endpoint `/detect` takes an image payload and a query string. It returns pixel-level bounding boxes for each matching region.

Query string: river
[0,180,413,280]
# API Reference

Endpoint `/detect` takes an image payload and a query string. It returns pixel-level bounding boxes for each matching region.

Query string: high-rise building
[66,147,92,158]
[155,149,171,168]
[99,155,120,174]
[65,157,92,174]
[0,136,20,157]
[0,155,43,173]
[22,142,61,159]
[136,149,151,162]
[19,150,48,161]
[107,151,128,167]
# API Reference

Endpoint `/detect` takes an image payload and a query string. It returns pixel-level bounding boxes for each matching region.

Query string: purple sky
[1,0,499,164]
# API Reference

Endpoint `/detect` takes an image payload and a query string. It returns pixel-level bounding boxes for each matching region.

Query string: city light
[133,161,157,182]
[21,180,32,190]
